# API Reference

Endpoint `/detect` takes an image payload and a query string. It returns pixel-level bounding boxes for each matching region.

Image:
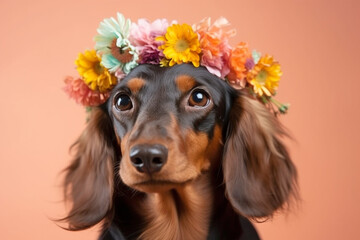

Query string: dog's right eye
[188,89,210,108]
[115,94,133,111]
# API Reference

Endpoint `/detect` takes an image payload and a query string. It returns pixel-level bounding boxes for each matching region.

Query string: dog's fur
[61,64,297,240]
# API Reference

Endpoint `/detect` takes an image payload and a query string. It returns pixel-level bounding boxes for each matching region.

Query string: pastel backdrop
[1,0,359,239]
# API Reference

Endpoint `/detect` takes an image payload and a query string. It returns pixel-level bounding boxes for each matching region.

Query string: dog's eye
[115,94,133,111]
[188,89,210,107]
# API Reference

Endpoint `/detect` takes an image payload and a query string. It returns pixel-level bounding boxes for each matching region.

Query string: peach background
[1,0,359,239]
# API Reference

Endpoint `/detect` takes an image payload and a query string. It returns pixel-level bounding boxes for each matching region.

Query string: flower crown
[64,13,289,114]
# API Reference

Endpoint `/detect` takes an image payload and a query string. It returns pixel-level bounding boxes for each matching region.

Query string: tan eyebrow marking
[127,78,146,93]
[175,75,196,93]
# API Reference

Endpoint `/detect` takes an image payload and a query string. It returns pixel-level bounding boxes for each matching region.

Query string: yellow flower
[247,54,282,96]
[159,58,170,67]
[75,50,117,92]
[157,24,201,67]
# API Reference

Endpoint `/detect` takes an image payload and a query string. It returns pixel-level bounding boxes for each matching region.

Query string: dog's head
[63,64,297,229]
[108,64,233,193]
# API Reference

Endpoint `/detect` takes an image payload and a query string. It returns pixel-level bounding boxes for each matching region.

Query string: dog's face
[108,64,233,192]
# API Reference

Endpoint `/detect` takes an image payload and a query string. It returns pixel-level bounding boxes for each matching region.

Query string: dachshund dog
[62,64,297,240]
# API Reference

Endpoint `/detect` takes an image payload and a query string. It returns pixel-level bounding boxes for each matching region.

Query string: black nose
[129,144,168,173]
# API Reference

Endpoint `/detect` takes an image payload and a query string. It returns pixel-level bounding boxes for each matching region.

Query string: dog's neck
[139,174,213,240]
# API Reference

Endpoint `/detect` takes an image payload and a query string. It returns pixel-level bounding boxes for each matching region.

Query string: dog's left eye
[188,89,210,107]
[115,94,133,111]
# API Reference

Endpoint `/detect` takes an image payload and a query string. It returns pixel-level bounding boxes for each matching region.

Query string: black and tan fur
[61,64,297,240]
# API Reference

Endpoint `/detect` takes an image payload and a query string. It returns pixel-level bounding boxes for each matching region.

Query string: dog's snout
[130,144,168,174]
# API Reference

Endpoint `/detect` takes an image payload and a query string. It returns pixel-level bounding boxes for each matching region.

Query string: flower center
[94,62,104,75]
[256,70,268,84]
[111,38,134,63]
[175,39,189,52]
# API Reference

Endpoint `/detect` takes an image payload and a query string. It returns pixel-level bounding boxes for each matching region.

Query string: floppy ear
[223,93,298,218]
[62,107,116,230]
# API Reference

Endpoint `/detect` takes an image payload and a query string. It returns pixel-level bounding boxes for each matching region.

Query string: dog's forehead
[114,64,228,100]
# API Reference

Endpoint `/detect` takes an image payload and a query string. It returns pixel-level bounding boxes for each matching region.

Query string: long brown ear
[223,93,298,218]
[61,107,115,230]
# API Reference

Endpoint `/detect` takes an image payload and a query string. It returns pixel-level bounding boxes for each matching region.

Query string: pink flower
[130,18,172,64]
[115,69,126,80]
[64,76,110,106]
[193,17,236,78]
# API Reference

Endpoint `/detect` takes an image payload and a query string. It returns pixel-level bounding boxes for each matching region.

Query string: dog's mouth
[132,179,192,193]
[135,179,190,186]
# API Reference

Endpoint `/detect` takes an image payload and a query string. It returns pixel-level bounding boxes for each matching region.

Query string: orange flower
[193,17,235,78]
[227,42,251,88]
[194,17,236,41]
[64,76,110,106]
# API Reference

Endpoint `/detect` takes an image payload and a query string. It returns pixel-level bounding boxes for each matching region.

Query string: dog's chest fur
[139,175,212,240]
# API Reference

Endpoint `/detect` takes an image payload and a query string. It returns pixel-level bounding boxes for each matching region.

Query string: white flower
[94,13,138,74]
